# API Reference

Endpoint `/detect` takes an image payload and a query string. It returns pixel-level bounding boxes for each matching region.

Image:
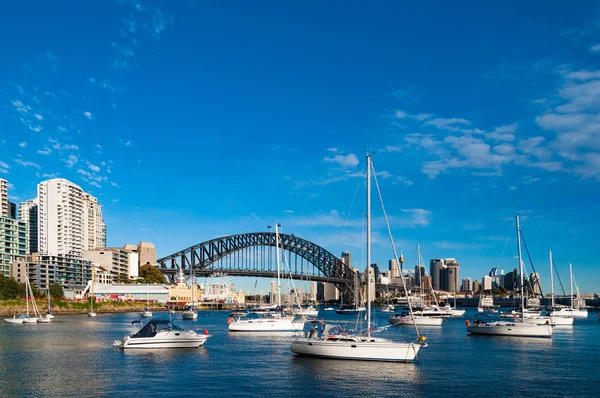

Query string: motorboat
[389,312,444,326]
[323,307,335,311]
[113,319,211,349]
[335,305,366,315]
[379,304,395,312]
[36,316,51,323]
[88,312,97,317]
[228,312,305,332]
[140,308,153,318]
[551,306,587,318]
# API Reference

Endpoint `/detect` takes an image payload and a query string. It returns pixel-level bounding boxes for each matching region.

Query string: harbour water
[1,309,599,397]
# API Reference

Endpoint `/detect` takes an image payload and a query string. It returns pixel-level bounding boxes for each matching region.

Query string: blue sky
[1,1,600,294]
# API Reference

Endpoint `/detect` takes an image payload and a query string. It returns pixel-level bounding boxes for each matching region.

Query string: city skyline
[2,2,600,293]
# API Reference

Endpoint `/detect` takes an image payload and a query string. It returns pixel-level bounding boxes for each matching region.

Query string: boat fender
[227,317,233,324]
[203,329,209,335]
[545,320,550,325]
[464,320,470,326]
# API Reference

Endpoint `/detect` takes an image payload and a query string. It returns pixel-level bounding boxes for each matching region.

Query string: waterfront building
[445,258,460,292]
[309,281,317,302]
[0,216,28,277]
[94,283,169,303]
[421,275,432,290]
[473,280,481,292]
[0,179,8,217]
[82,194,106,250]
[167,271,201,307]
[38,178,85,257]
[83,247,135,283]
[27,253,92,290]
[503,268,518,291]
[18,198,38,253]
[138,241,157,266]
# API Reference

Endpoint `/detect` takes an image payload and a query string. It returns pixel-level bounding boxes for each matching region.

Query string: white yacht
[290,305,319,317]
[113,319,211,349]
[442,303,465,316]
[291,154,426,362]
[228,312,306,332]
[335,305,366,315]
[140,308,153,318]
[466,215,553,339]
[389,312,444,326]
[379,304,395,312]
[181,269,198,320]
[228,223,306,333]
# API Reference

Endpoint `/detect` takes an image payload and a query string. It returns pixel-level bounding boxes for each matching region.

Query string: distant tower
[341,251,352,277]
[430,259,444,290]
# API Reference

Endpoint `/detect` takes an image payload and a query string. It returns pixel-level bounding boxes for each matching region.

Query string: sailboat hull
[523,316,574,326]
[291,338,422,362]
[467,322,553,338]
[228,318,305,332]
[389,316,444,326]
[4,318,24,324]
[181,311,198,320]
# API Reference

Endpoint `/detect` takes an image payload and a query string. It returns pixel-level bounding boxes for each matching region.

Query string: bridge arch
[157,232,357,299]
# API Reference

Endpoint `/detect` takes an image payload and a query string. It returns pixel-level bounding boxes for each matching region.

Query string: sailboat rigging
[290,153,426,362]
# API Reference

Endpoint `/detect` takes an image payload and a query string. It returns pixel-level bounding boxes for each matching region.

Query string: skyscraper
[430,259,444,290]
[18,198,38,253]
[445,258,460,292]
[83,193,106,250]
[389,259,399,279]
[38,178,85,257]
[8,202,16,219]
[414,264,425,287]
[341,251,352,277]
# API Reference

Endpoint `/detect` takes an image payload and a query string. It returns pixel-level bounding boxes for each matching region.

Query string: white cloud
[395,110,432,121]
[63,155,78,168]
[36,147,52,155]
[425,117,470,129]
[399,208,432,227]
[283,210,294,213]
[89,181,101,188]
[0,161,9,169]
[591,44,600,53]
[323,153,359,167]
[486,124,518,141]
[84,111,93,120]
[18,142,27,148]
[119,139,133,146]
[13,159,40,169]
[393,176,413,186]
[88,162,100,172]
[64,144,79,151]
[380,145,402,153]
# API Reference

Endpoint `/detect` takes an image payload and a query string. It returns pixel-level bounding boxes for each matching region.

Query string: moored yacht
[389,312,444,326]
[291,154,427,362]
[336,304,366,315]
[466,215,553,339]
[113,319,210,349]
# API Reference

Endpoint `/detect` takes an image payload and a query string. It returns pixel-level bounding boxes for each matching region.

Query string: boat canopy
[132,320,179,338]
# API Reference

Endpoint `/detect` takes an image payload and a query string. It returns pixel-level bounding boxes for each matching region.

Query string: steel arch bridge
[157,232,357,299]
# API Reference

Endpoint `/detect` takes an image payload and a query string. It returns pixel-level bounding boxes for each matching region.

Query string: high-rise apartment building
[430,259,444,290]
[414,264,425,287]
[18,198,38,253]
[0,179,8,217]
[482,275,492,291]
[38,179,85,257]
[461,277,473,292]
[83,194,106,250]
[445,258,460,293]
[389,259,399,279]
[0,216,28,276]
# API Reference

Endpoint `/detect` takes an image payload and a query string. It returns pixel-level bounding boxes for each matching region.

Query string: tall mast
[366,154,371,337]
[26,277,30,316]
[569,263,573,310]
[549,250,554,308]
[275,224,281,308]
[516,215,524,321]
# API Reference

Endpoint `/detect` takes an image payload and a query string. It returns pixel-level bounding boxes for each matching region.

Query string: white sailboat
[182,270,198,320]
[291,153,426,361]
[140,292,153,318]
[43,288,55,320]
[88,264,97,317]
[5,277,38,324]
[228,223,306,332]
[466,215,553,338]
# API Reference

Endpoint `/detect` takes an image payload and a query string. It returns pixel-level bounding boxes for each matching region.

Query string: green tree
[49,283,64,299]
[0,275,25,299]
[116,274,132,284]
[139,263,166,284]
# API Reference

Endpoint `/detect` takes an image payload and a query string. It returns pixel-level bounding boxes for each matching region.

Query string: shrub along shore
[0,299,166,316]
